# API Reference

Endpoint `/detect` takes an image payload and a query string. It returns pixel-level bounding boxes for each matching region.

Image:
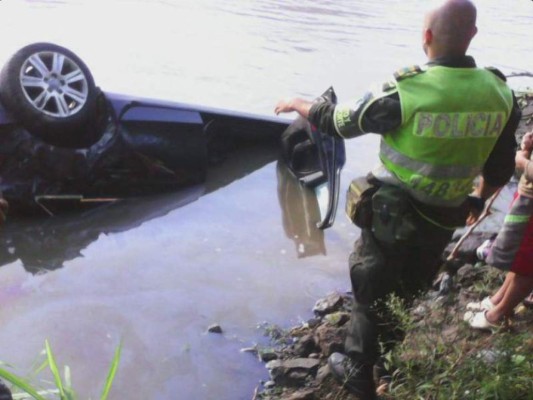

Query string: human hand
[274,97,296,115]
[465,195,484,225]
[274,97,314,118]
[515,149,530,170]
[521,131,533,152]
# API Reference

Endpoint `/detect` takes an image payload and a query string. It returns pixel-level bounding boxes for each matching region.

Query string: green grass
[382,285,533,400]
[0,339,122,400]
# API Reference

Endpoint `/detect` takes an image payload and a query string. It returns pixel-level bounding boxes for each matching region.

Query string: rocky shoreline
[249,230,532,400]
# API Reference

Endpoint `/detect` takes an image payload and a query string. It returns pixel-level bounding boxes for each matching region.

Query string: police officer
[274,0,521,398]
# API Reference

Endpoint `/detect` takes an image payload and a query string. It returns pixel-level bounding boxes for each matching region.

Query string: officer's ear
[470,26,478,40]
[423,28,433,46]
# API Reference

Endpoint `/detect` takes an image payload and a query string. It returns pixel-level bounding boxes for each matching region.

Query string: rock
[315,364,330,384]
[282,388,317,400]
[266,358,320,386]
[264,380,276,389]
[260,349,279,362]
[307,318,321,329]
[292,334,319,357]
[207,324,223,333]
[477,349,506,364]
[456,264,490,287]
[312,292,343,316]
[442,325,459,342]
[444,231,495,264]
[437,272,454,295]
[323,311,350,327]
[240,346,258,355]
[314,324,346,357]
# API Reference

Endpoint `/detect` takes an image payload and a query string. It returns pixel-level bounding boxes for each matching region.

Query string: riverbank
[251,234,533,400]
[251,88,533,399]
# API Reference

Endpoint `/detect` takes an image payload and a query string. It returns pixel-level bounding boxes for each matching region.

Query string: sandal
[524,292,533,308]
[466,297,495,312]
[463,310,501,332]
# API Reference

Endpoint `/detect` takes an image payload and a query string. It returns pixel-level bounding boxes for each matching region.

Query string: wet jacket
[308,56,521,226]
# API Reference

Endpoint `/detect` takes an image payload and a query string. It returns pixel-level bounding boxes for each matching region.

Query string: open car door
[280,87,346,229]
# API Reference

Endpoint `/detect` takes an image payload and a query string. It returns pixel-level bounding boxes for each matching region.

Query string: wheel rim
[19,50,89,118]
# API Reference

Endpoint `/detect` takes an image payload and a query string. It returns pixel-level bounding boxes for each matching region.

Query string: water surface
[0,1,530,399]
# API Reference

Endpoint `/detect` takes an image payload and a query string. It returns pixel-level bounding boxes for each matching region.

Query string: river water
[0,1,531,399]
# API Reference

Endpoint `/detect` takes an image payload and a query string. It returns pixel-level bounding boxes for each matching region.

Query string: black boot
[328,352,376,400]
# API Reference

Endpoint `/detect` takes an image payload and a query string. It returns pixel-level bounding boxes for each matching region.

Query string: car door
[279,87,346,230]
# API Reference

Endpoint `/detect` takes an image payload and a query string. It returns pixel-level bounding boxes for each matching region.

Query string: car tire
[0,42,101,148]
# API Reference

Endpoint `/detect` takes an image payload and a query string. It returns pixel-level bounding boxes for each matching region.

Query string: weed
[0,339,122,400]
[382,285,533,400]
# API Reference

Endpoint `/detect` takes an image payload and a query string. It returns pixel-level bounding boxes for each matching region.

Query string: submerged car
[0,42,344,229]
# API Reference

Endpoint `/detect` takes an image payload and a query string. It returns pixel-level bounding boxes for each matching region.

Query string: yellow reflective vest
[380,65,514,206]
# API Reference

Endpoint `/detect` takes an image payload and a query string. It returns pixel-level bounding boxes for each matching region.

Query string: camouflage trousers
[344,224,453,365]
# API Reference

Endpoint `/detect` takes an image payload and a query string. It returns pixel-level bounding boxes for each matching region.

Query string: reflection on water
[276,161,325,258]
[0,187,204,273]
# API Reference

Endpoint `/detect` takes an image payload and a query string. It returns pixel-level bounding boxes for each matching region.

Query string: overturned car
[0,42,344,230]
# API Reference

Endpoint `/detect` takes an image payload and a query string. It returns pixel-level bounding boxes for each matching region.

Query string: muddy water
[0,1,531,399]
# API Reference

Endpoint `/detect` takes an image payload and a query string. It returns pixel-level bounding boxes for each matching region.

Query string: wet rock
[240,346,258,355]
[266,358,320,386]
[260,349,279,362]
[312,292,343,316]
[314,324,346,357]
[264,380,276,389]
[207,324,223,333]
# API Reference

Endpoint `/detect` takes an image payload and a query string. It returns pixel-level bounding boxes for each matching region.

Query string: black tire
[0,42,101,148]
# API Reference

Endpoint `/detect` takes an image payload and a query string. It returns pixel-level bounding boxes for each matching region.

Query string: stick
[447,188,502,261]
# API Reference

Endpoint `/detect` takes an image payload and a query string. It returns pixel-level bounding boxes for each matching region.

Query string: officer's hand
[0,198,8,225]
[465,195,485,226]
[466,210,480,226]
[274,98,296,115]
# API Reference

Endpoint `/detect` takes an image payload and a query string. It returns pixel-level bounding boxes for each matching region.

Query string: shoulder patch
[393,65,424,82]
[381,79,397,93]
[485,66,507,82]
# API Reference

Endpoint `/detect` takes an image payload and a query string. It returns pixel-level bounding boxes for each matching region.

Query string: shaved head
[423,0,478,58]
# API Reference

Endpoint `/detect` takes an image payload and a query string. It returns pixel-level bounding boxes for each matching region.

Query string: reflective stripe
[504,214,531,224]
[380,141,481,179]
[398,183,465,207]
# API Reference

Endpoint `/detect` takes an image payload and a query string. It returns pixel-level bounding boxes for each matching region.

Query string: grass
[381,271,533,400]
[0,339,122,400]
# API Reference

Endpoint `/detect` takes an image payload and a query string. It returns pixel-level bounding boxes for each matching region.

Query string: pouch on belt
[345,175,379,228]
[371,184,417,243]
